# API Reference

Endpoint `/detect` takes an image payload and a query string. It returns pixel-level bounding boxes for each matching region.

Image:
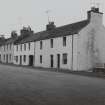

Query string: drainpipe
[34,41,35,67]
[77,33,81,71]
[71,34,74,71]
[77,34,79,71]
[12,43,14,64]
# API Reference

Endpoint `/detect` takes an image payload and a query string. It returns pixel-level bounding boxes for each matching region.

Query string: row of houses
[0,6,105,71]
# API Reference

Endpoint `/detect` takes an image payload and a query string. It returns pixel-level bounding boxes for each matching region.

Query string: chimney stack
[87,6,103,24]
[46,22,56,31]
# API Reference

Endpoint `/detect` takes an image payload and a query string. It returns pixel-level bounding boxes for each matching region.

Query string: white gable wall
[77,10,105,70]
[93,25,105,68]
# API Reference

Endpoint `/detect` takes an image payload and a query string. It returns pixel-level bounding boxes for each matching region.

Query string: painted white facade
[0,7,105,71]
[0,46,2,62]
[13,42,34,66]
[76,11,105,71]
[34,8,105,71]
[1,43,14,64]
[34,35,78,70]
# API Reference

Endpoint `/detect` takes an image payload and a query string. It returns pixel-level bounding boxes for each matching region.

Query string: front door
[29,55,34,66]
[0,55,1,62]
[6,54,8,63]
[51,55,53,68]
[20,55,22,65]
[57,54,60,68]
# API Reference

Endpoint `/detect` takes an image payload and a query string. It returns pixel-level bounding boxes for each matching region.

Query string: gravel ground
[0,64,105,105]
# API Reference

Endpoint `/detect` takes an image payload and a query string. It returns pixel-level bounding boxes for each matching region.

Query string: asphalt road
[0,64,105,105]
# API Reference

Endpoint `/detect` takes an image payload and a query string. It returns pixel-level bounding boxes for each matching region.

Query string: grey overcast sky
[0,0,104,37]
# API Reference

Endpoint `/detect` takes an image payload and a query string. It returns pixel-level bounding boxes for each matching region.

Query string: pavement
[0,64,105,105]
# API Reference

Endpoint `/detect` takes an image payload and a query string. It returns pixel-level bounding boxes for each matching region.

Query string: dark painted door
[57,54,60,68]
[51,55,54,68]
[29,55,33,66]
[6,54,8,63]
[20,55,22,65]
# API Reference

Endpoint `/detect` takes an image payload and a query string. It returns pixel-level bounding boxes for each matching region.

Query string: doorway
[20,55,22,65]
[29,55,34,66]
[6,54,8,63]
[0,55,1,62]
[50,55,54,68]
[57,54,60,68]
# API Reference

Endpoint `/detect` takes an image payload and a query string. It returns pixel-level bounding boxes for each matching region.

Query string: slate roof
[14,33,33,45]
[0,41,5,46]
[15,19,89,44]
[5,38,16,44]
[2,37,18,45]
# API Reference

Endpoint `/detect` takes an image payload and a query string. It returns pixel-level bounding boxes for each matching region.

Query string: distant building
[0,36,5,62]
[1,32,17,63]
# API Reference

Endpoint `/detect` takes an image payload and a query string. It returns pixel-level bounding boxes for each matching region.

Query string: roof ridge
[56,19,88,29]
[15,19,89,44]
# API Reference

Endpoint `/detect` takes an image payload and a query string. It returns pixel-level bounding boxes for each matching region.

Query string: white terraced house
[13,41,35,66]
[0,32,17,64]
[0,37,5,62]
[13,27,34,66]
[13,7,105,71]
[1,6,105,71]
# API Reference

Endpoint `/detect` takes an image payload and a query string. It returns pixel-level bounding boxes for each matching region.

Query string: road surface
[0,64,105,105]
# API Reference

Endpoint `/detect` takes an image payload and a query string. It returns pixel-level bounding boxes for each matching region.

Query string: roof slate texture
[15,19,89,44]
[2,37,18,45]
[0,41,5,46]
[4,38,16,44]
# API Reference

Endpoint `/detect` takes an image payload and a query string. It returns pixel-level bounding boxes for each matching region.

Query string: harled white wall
[34,35,78,70]
[77,11,105,70]
[13,42,34,65]
[1,44,14,64]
